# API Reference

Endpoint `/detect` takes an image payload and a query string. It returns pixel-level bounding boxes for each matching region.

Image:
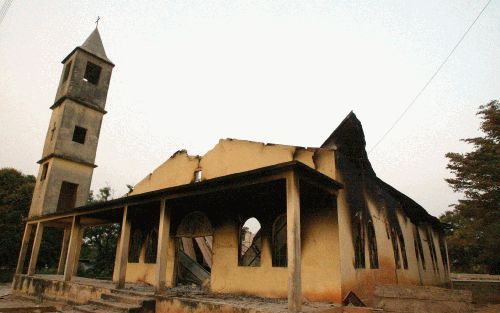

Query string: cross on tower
[95,16,101,28]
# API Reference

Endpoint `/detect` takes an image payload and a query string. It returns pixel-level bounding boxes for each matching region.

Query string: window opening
[145,228,158,263]
[57,181,78,211]
[41,163,49,181]
[272,214,287,267]
[83,62,102,85]
[128,227,144,263]
[63,61,72,82]
[239,217,262,267]
[72,126,87,144]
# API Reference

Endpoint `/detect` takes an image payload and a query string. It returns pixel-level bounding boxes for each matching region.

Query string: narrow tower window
[83,62,102,85]
[63,61,72,82]
[57,181,79,211]
[40,163,49,181]
[72,126,87,144]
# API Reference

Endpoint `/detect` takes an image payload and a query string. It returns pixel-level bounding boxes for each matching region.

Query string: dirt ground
[1,282,499,312]
[475,305,500,313]
[0,283,11,297]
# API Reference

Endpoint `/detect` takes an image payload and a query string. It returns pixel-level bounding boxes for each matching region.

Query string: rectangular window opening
[83,62,102,85]
[63,61,72,82]
[72,126,87,144]
[40,163,49,181]
[57,181,78,211]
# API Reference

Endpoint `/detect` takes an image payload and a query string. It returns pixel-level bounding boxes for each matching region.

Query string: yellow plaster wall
[394,209,423,285]
[210,220,288,298]
[416,224,449,286]
[30,157,93,216]
[131,139,336,196]
[210,206,341,302]
[200,140,295,180]
[130,151,199,195]
[301,206,342,302]
[123,231,177,287]
[417,224,438,285]
[336,182,445,305]
[125,262,156,285]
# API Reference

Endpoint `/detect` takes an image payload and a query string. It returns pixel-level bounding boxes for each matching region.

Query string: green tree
[441,100,500,274]
[79,185,119,279]
[0,168,36,280]
[0,168,64,279]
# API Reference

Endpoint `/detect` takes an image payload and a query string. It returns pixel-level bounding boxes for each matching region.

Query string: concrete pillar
[286,171,301,313]
[15,223,34,275]
[116,206,131,289]
[64,216,82,281]
[155,200,171,292]
[27,222,44,276]
[112,232,122,282]
[57,227,71,275]
[71,225,85,276]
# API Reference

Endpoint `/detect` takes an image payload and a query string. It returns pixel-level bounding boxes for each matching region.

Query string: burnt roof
[322,111,442,228]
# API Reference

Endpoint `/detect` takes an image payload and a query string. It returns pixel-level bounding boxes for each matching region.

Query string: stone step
[373,284,473,313]
[101,292,155,306]
[110,288,155,298]
[376,298,473,313]
[342,307,383,313]
[73,304,123,313]
[374,285,472,302]
[88,298,142,313]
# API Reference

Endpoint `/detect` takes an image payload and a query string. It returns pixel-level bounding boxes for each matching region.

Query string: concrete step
[88,298,142,313]
[342,307,383,313]
[373,284,473,313]
[101,292,155,306]
[110,288,155,298]
[73,304,123,313]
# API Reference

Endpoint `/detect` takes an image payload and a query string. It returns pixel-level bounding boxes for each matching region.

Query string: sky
[0,0,498,218]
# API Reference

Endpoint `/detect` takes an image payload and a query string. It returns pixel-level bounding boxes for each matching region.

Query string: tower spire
[79,27,112,64]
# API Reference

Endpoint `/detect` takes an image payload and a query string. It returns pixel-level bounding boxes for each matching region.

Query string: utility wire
[0,0,14,27]
[368,0,493,154]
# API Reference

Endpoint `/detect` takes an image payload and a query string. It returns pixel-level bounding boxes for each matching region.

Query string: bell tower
[29,28,114,217]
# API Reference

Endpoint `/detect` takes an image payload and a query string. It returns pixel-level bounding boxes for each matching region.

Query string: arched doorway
[175,211,213,287]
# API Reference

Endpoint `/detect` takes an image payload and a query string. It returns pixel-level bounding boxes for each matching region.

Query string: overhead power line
[368,0,493,154]
[0,0,14,27]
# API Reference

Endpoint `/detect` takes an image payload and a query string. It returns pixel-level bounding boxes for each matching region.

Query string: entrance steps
[373,284,473,313]
[72,289,155,313]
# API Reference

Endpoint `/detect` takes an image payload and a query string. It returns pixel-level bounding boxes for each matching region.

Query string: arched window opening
[175,211,213,287]
[398,232,409,270]
[426,227,439,271]
[367,220,379,269]
[272,214,287,267]
[413,226,426,270]
[239,217,262,267]
[145,228,158,264]
[437,232,449,273]
[128,226,144,263]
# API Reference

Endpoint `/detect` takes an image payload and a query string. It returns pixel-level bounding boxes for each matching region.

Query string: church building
[12,28,450,313]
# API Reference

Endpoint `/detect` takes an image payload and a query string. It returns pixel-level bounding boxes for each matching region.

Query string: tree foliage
[441,100,500,274]
[0,168,35,274]
[79,186,120,279]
